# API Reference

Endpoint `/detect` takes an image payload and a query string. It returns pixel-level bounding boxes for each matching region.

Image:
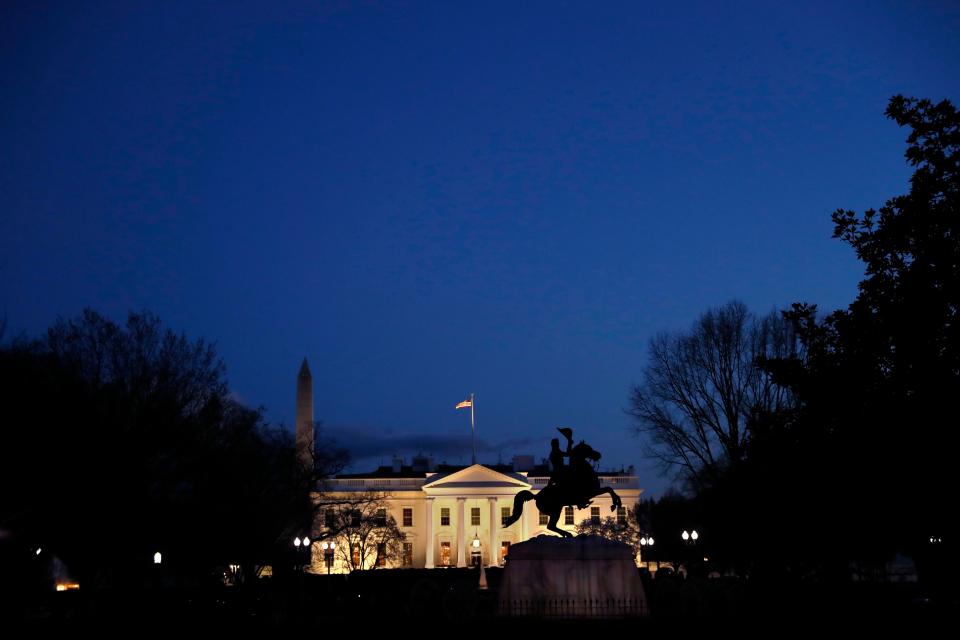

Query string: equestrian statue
[503,427,622,537]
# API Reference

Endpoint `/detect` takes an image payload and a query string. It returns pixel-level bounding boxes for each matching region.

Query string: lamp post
[293,536,311,572]
[293,536,302,573]
[639,535,655,569]
[321,541,336,574]
[471,532,482,568]
[681,529,699,544]
[680,529,700,577]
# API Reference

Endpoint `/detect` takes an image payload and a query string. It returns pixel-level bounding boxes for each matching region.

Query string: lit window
[352,545,360,568]
[501,541,510,559]
[471,507,480,526]
[616,506,626,524]
[564,507,574,525]
[403,507,413,527]
[377,543,387,567]
[402,542,413,567]
[440,541,451,566]
[501,506,511,526]
[441,508,450,526]
[591,506,600,524]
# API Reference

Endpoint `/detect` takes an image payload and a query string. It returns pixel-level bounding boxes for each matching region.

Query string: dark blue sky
[2,1,958,496]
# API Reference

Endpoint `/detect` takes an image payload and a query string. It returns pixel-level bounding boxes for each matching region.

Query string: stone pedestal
[497,535,648,618]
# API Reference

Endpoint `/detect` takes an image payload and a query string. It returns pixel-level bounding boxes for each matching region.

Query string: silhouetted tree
[632,492,702,572]
[0,310,346,590]
[628,301,795,490]
[575,505,643,557]
[762,96,960,584]
[318,495,406,571]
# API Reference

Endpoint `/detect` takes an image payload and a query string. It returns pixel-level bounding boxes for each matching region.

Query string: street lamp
[293,536,311,572]
[471,532,482,567]
[321,541,336,574]
[680,529,701,577]
[639,535,656,570]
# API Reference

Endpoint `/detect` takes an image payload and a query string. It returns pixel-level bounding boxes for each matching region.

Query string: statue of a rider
[546,426,599,509]
[502,427,621,536]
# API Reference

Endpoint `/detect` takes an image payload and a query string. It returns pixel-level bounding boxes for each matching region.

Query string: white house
[312,461,642,572]
[294,359,643,573]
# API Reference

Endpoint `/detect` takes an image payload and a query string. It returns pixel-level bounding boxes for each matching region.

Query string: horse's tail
[503,490,534,528]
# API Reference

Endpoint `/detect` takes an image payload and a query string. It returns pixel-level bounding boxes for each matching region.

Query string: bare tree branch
[627,301,796,489]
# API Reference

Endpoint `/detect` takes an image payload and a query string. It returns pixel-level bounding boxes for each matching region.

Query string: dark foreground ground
[7,568,957,633]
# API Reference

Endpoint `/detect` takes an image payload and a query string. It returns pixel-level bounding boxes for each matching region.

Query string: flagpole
[470,392,476,465]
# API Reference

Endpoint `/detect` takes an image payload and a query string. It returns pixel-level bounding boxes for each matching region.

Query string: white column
[456,497,466,567]
[520,500,529,542]
[424,497,435,569]
[488,497,498,566]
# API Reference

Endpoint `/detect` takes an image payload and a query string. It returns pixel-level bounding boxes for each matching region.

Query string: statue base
[497,535,648,618]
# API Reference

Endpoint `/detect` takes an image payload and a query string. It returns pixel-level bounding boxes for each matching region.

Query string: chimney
[511,454,534,472]
[411,454,434,473]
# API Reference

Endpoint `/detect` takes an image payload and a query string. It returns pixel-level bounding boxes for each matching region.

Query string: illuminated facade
[296,359,643,572]
[313,461,642,572]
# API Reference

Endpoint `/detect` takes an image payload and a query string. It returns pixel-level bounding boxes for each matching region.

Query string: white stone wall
[310,469,641,573]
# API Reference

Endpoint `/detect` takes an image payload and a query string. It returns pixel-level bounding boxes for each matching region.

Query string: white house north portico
[421,464,531,568]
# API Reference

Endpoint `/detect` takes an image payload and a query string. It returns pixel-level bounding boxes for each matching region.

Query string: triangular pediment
[422,464,531,492]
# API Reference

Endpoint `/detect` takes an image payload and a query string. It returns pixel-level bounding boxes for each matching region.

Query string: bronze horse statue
[503,440,622,537]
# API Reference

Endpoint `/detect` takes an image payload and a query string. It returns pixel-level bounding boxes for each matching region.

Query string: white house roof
[422,463,532,495]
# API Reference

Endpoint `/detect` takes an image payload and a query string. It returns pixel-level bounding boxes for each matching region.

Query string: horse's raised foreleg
[503,490,533,528]
[599,487,622,511]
